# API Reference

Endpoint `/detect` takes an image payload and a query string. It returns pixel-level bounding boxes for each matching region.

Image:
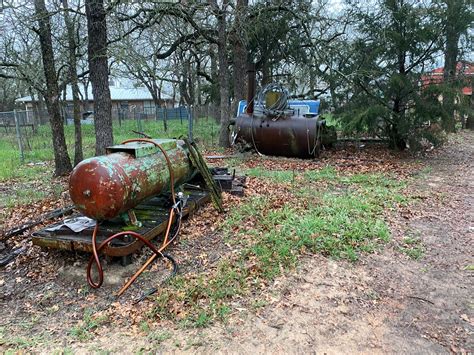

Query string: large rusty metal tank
[231,65,336,159]
[233,114,335,158]
[69,139,194,220]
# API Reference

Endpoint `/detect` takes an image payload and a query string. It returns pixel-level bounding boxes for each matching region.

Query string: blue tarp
[237,99,320,117]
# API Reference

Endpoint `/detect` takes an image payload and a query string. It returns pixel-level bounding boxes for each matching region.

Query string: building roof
[16,85,173,103]
[421,61,474,95]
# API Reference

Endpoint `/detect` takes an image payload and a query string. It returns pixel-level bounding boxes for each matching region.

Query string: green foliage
[334,0,469,150]
[245,0,312,86]
[147,330,172,344]
[0,327,47,352]
[245,167,295,183]
[398,234,424,260]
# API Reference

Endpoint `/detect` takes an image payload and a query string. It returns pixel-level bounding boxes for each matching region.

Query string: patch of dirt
[239,141,422,178]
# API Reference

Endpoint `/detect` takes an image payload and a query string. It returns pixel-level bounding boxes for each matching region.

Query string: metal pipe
[246,63,256,115]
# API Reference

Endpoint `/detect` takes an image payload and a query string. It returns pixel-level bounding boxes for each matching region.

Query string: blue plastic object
[236,99,320,117]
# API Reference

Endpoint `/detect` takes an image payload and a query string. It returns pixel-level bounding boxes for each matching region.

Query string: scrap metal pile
[31,138,244,299]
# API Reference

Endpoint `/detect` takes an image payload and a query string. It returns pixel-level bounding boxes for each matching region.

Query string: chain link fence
[0,104,221,162]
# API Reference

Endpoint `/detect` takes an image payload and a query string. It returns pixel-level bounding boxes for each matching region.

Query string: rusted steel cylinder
[69,139,194,220]
[234,114,333,158]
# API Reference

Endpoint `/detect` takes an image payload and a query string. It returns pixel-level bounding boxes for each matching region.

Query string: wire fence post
[164,107,168,131]
[135,107,142,132]
[188,105,194,142]
[118,108,122,127]
[14,109,24,163]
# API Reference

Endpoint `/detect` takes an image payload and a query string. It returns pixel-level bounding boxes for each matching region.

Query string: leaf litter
[3,139,469,353]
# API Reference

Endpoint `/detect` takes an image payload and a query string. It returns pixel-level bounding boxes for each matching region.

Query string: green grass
[245,167,296,183]
[398,235,424,260]
[0,118,220,181]
[69,309,108,341]
[0,326,47,352]
[147,169,407,328]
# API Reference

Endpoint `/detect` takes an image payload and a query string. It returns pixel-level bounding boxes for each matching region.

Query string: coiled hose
[255,82,290,115]
[86,138,182,297]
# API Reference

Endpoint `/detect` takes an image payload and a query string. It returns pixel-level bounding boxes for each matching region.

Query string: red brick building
[421,61,474,96]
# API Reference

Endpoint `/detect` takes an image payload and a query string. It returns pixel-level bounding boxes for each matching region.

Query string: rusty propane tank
[69,139,195,220]
[233,114,335,158]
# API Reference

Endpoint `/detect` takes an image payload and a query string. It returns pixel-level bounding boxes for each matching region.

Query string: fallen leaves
[1,138,465,350]
[238,142,423,180]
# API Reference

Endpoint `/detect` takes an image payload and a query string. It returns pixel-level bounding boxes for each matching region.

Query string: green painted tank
[69,139,195,220]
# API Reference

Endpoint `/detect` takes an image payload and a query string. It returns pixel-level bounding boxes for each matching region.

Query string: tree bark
[63,0,83,165]
[212,0,231,148]
[467,78,474,130]
[34,0,72,176]
[389,97,407,151]
[85,0,113,155]
[442,0,460,133]
[210,48,220,121]
[231,0,248,118]
[83,79,91,112]
[261,60,271,86]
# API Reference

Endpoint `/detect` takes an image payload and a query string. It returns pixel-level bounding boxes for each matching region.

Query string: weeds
[398,235,424,260]
[69,309,108,341]
[0,327,46,352]
[147,330,172,344]
[245,167,296,183]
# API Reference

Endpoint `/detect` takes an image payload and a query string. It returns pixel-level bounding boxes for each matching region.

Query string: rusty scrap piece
[69,138,194,221]
[32,170,242,256]
[231,63,337,159]
[184,138,224,212]
[234,114,335,159]
[32,138,244,297]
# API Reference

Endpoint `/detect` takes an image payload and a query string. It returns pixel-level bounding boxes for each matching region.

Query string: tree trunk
[195,60,203,106]
[63,0,83,165]
[85,0,113,155]
[389,98,407,150]
[212,0,231,148]
[34,0,72,176]
[179,58,192,106]
[467,79,474,130]
[152,88,167,132]
[210,48,220,121]
[261,60,271,86]
[442,0,460,133]
[231,0,248,118]
[390,41,408,151]
[328,68,339,110]
[83,79,91,112]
